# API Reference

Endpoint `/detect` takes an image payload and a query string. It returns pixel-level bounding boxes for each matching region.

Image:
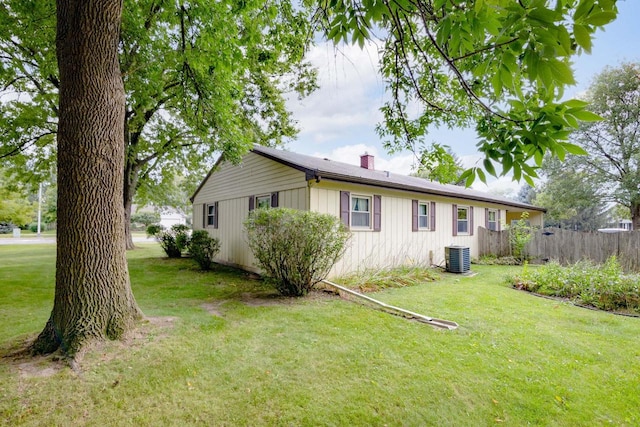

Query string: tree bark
[32,0,142,356]
[632,201,640,231]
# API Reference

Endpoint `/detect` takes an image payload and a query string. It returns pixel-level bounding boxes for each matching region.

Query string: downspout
[321,279,458,330]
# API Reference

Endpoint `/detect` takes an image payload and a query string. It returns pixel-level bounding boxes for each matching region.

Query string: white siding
[310,181,516,277]
[192,152,308,271]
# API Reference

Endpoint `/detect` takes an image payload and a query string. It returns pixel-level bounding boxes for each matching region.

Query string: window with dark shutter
[213,201,219,229]
[430,201,436,231]
[452,204,458,236]
[340,191,350,227]
[373,195,381,232]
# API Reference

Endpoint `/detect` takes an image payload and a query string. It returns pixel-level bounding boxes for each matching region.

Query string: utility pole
[37,182,42,237]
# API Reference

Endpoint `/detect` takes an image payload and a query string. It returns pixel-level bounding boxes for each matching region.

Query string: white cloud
[288,41,385,146]
[312,143,417,176]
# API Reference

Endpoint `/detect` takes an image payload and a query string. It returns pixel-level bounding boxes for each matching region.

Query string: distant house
[158,208,188,229]
[190,145,544,276]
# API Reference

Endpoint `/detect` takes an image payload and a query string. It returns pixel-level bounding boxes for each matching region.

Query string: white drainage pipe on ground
[320,279,458,330]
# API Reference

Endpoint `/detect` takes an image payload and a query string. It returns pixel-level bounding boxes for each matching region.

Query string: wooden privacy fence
[478,227,640,272]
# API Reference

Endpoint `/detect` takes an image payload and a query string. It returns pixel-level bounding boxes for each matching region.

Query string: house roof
[250,145,545,212]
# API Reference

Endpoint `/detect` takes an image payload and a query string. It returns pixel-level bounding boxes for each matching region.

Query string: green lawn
[1,244,639,426]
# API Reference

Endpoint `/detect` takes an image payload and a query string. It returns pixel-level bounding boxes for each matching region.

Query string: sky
[284,0,640,198]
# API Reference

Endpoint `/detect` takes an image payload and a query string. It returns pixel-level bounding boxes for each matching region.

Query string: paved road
[0,236,157,245]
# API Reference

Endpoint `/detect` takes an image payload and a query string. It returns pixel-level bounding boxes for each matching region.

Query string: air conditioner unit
[445,246,470,274]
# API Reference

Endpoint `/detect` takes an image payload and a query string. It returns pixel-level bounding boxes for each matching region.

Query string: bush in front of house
[148,223,191,258]
[244,208,351,297]
[0,222,15,234]
[512,256,640,314]
[188,230,221,270]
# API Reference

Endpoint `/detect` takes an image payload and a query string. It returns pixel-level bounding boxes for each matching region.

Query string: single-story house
[190,145,544,276]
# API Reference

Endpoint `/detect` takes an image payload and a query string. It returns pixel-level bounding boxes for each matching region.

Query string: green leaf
[584,11,617,26]
[563,99,589,109]
[549,60,575,85]
[561,143,588,155]
[464,169,476,187]
[573,24,592,53]
[483,158,497,177]
[477,167,487,184]
[573,0,595,21]
[523,174,535,187]
[570,110,602,122]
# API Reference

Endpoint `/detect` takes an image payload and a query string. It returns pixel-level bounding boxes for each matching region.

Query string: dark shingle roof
[252,145,544,212]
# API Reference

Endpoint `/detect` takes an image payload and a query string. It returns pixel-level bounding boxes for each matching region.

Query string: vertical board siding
[310,183,485,277]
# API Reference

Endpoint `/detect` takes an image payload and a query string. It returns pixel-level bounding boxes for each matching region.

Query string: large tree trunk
[631,201,640,231]
[32,0,142,357]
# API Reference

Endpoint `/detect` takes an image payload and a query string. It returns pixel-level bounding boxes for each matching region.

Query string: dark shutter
[249,195,255,211]
[340,191,350,227]
[202,204,206,228]
[213,201,219,229]
[430,201,436,231]
[373,195,381,232]
[412,200,418,232]
[485,208,489,229]
[497,210,501,231]
[271,192,279,208]
[469,206,474,236]
[452,204,458,236]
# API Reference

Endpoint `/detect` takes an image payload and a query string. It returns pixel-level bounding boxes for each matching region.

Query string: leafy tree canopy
[532,155,606,230]
[0,168,36,226]
[571,62,640,229]
[410,143,465,185]
[0,0,317,244]
[316,0,617,186]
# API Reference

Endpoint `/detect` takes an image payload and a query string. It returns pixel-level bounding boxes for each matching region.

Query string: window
[457,206,469,234]
[487,209,498,231]
[249,192,279,211]
[340,191,380,231]
[207,204,216,227]
[412,200,436,232]
[203,202,218,229]
[351,195,371,228]
[418,202,430,229]
[256,194,271,209]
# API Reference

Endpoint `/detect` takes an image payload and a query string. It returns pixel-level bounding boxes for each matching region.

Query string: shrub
[148,223,191,258]
[188,230,221,270]
[508,212,533,264]
[0,222,14,234]
[244,208,351,297]
[146,223,164,237]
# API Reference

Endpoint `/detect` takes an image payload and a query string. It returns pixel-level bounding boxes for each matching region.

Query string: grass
[1,244,639,426]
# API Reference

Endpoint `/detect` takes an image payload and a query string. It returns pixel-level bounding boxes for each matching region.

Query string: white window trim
[457,205,470,235]
[255,194,271,209]
[350,194,372,230]
[418,201,430,230]
[487,209,498,231]
[206,203,216,227]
